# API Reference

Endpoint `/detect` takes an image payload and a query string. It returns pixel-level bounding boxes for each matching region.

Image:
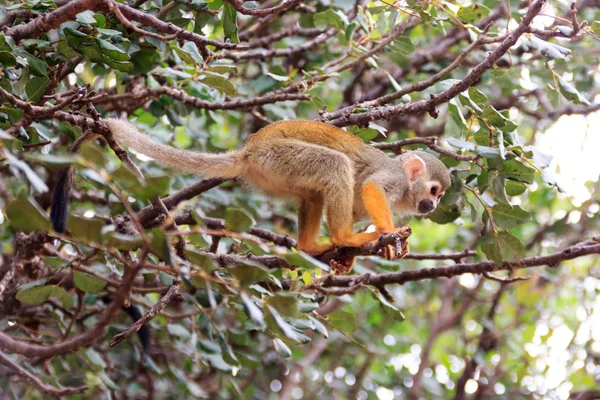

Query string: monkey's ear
[405,155,426,182]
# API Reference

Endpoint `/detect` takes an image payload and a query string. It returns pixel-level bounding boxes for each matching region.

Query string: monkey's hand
[377,227,411,261]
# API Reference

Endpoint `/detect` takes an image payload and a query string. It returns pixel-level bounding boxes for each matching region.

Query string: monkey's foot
[330,256,356,275]
[297,242,335,256]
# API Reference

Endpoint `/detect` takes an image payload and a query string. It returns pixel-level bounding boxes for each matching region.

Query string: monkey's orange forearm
[362,182,395,232]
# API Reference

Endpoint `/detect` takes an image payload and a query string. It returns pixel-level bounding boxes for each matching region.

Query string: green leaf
[522,35,571,60]
[199,71,237,96]
[493,175,509,205]
[22,153,77,168]
[468,87,488,104]
[282,252,330,272]
[482,231,525,265]
[184,249,217,272]
[491,204,532,229]
[80,141,108,167]
[67,216,105,243]
[447,101,468,137]
[352,127,380,143]
[195,287,223,307]
[389,36,415,55]
[502,159,536,184]
[313,9,347,30]
[25,76,50,103]
[228,262,270,287]
[176,42,203,66]
[268,305,310,343]
[308,315,328,338]
[76,10,98,25]
[50,286,74,309]
[328,309,357,333]
[71,38,104,63]
[85,348,106,368]
[457,4,490,24]
[222,2,239,42]
[102,227,144,250]
[57,39,81,58]
[557,75,591,106]
[241,291,266,329]
[16,285,52,305]
[273,338,292,358]
[479,105,516,129]
[102,56,134,73]
[20,52,48,76]
[377,293,405,321]
[150,228,173,265]
[5,194,51,232]
[224,207,254,232]
[167,324,190,338]
[505,180,527,196]
[428,204,461,224]
[2,151,48,193]
[97,39,130,61]
[73,271,107,294]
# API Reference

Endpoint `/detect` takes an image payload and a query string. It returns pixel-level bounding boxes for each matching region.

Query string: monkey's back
[245,120,365,157]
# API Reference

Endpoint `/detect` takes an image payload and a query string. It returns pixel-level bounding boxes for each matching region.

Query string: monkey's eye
[430,187,438,196]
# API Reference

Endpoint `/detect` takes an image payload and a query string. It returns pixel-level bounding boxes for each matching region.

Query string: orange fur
[246,120,364,158]
[297,199,334,254]
[362,182,394,232]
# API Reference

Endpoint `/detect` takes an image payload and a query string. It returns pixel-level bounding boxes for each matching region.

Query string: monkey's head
[400,151,451,215]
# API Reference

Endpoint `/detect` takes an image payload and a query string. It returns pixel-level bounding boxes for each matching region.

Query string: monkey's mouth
[417,200,436,214]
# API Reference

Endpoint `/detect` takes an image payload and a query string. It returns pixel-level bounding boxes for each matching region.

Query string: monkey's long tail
[50,132,100,233]
[50,119,242,233]
[105,118,244,179]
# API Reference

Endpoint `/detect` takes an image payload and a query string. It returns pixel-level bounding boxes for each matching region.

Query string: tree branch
[224,0,302,17]
[326,0,547,127]
[0,351,88,397]
[314,236,600,291]
[109,279,181,348]
[3,0,103,40]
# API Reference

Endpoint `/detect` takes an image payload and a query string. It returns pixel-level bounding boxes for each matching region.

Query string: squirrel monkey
[51,119,450,258]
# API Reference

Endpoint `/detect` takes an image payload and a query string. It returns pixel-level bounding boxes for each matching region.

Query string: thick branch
[3,0,103,40]
[317,237,600,289]
[326,0,547,127]
[224,0,302,17]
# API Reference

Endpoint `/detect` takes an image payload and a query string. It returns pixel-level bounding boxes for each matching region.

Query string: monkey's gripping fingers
[400,239,409,258]
[377,231,410,260]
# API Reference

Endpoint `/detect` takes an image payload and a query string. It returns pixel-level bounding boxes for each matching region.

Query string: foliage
[0,0,599,399]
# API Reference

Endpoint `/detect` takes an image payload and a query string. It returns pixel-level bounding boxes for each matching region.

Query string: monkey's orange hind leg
[297,199,334,255]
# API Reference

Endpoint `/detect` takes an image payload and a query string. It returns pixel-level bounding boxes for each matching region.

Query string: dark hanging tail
[50,167,74,233]
[122,305,151,353]
[50,132,100,234]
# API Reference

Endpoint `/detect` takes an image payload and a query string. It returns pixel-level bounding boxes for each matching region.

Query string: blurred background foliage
[0,0,600,399]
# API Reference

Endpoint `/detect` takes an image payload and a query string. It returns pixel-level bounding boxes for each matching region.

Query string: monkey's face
[415,180,446,214]
[401,153,449,216]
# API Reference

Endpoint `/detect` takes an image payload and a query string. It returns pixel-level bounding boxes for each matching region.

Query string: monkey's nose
[418,199,434,214]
